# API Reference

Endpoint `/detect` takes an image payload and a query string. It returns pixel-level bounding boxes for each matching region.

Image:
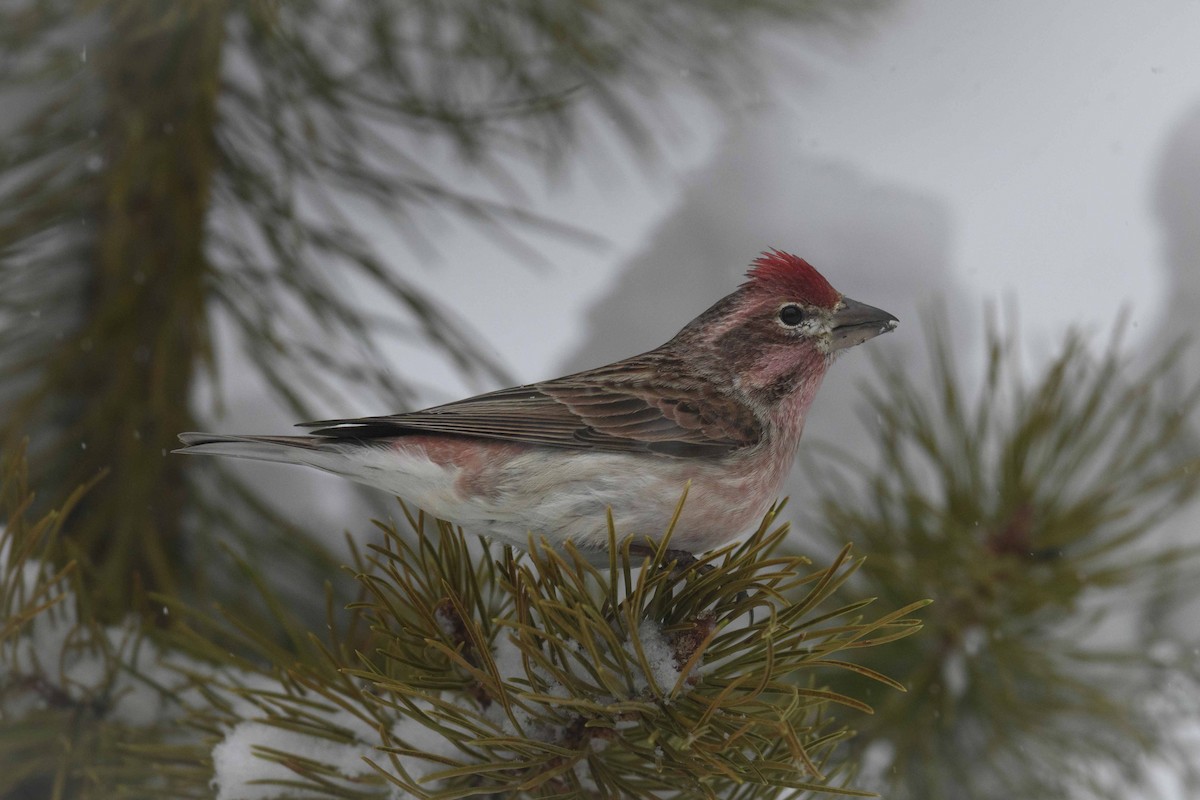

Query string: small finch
[177,250,896,555]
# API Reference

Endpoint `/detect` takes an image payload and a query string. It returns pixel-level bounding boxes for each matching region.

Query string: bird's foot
[627,543,750,613]
[628,543,714,579]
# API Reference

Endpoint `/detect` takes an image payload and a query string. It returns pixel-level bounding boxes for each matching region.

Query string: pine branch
[147,505,924,800]
[803,313,1200,800]
[0,444,208,800]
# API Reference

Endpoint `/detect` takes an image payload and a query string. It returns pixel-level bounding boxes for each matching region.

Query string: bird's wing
[298,364,761,458]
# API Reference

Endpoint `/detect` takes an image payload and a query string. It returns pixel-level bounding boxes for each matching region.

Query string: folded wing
[299,367,761,458]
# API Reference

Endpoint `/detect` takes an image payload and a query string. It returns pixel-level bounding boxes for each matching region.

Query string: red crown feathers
[743,249,840,309]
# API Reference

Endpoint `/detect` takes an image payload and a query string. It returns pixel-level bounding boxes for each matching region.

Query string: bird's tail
[175,432,325,465]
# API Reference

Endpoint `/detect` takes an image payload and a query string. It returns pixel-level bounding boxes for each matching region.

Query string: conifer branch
[805,315,1200,800]
[150,507,923,799]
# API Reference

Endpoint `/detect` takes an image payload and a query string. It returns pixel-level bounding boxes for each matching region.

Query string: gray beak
[830,296,898,351]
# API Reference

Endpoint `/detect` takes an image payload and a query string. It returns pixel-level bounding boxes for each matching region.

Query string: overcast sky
[787,0,1200,342]
[367,0,1200,397]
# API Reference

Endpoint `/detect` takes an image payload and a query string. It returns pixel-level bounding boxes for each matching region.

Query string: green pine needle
[806,314,1200,800]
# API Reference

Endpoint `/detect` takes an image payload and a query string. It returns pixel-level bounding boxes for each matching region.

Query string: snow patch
[633,620,684,696]
[0,538,214,726]
[212,709,379,800]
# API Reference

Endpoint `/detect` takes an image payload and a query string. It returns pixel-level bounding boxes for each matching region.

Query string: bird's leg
[628,542,752,617]
[628,542,714,577]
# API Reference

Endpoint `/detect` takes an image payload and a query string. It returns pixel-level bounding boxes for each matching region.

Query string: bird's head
[683,250,898,404]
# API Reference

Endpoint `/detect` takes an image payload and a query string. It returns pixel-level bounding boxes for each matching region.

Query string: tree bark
[40,2,225,617]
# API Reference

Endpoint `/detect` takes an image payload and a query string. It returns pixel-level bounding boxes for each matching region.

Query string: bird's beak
[830,296,898,351]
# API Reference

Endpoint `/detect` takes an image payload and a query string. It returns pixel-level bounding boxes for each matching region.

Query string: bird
[177,250,896,557]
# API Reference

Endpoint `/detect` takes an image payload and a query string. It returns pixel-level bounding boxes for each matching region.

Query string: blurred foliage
[0,444,202,800]
[0,0,885,618]
[805,316,1200,800]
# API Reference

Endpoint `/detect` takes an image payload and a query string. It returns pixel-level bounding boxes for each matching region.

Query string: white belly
[301,440,784,555]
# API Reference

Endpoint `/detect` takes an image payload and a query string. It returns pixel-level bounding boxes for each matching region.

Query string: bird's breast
[343,433,800,555]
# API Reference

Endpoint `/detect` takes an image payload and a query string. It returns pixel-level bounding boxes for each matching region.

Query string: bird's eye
[778,304,805,327]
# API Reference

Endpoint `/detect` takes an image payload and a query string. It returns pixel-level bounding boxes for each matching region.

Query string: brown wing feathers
[298,378,761,458]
